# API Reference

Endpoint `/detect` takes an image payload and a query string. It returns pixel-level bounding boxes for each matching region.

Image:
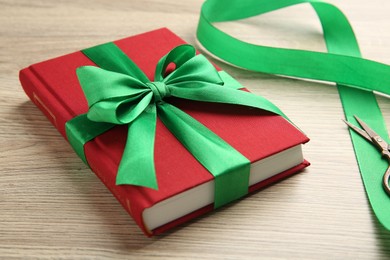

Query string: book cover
[19,28,309,236]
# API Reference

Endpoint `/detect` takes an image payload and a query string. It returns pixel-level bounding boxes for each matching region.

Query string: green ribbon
[65,42,288,208]
[197,0,390,228]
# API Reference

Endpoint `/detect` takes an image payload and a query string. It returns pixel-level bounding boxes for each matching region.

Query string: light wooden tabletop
[1,0,390,259]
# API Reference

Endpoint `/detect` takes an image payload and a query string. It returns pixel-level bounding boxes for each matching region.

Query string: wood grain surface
[1,0,390,259]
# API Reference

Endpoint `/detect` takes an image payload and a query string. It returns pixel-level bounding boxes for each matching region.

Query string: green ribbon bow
[65,42,288,208]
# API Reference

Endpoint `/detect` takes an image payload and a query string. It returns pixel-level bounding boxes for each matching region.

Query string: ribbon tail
[170,83,287,119]
[65,114,115,165]
[116,104,158,190]
[157,102,250,208]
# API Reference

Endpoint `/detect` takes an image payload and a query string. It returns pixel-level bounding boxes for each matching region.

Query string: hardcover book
[19,28,310,236]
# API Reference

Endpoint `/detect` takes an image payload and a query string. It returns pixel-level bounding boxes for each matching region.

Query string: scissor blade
[354,116,381,140]
[342,119,371,142]
[354,115,390,152]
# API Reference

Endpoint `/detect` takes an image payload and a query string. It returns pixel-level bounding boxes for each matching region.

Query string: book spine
[19,67,151,236]
[19,67,66,136]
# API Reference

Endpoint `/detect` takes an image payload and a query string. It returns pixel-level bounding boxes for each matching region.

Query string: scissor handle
[383,166,390,197]
[382,149,390,159]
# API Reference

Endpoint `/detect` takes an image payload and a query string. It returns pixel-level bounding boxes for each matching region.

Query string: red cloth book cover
[19,28,309,236]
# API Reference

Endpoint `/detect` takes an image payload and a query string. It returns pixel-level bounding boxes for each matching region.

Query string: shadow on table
[373,216,390,257]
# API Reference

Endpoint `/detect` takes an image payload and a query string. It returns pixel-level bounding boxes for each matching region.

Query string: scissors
[343,115,390,196]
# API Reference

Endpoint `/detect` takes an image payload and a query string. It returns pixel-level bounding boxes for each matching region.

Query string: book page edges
[143,145,306,232]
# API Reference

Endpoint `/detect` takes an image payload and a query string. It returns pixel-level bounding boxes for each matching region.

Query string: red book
[19,28,309,236]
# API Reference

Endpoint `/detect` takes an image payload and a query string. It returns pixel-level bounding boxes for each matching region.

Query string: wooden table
[1,0,390,258]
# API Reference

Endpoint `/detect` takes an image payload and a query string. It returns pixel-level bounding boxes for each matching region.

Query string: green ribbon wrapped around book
[65,42,288,208]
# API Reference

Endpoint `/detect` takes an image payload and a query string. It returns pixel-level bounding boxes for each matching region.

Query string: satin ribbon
[65,42,289,208]
[197,0,390,228]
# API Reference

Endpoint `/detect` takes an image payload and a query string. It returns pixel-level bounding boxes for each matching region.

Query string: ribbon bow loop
[76,66,153,125]
[156,45,224,91]
[77,44,224,125]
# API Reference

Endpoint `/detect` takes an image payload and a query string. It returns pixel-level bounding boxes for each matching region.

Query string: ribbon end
[116,176,159,190]
[115,167,159,190]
